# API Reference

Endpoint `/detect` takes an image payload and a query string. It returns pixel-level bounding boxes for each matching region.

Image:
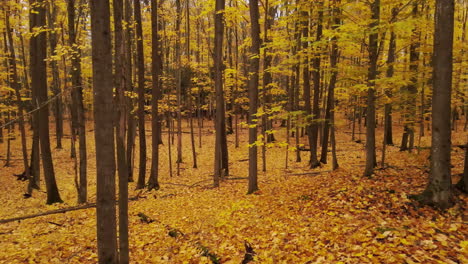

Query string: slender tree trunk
[175,0,183,174]
[321,1,340,168]
[363,0,379,177]
[382,7,398,167]
[5,9,30,184]
[213,0,227,187]
[67,0,87,204]
[310,0,323,168]
[148,0,162,190]
[90,0,118,262]
[31,0,62,204]
[113,0,129,262]
[247,0,260,194]
[416,0,454,209]
[125,0,135,183]
[46,2,63,150]
[134,0,147,189]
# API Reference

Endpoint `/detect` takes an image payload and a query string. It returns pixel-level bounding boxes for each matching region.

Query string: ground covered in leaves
[0,120,466,263]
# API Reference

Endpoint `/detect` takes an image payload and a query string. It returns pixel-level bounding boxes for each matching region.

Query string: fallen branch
[0,192,144,224]
[288,170,331,176]
[0,203,96,224]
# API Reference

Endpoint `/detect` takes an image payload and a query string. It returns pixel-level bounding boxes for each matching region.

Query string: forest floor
[0,118,466,263]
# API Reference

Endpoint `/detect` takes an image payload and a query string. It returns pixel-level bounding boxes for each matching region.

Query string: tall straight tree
[67,0,87,204]
[30,0,62,204]
[148,0,162,191]
[124,0,135,183]
[416,0,454,209]
[90,0,118,262]
[247,0,260,194]
[46,2,63,149]
[134,0,147,189]
[113,0,129,262]
[300,1,314,167]
[310,0,323,168]
[363,0,379,177]
[213,0,229,187]
[5,8,30,187]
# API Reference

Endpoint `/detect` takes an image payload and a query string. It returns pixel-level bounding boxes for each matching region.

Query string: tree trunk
[148,0,162,191]
[363,0,379,177]
[125,0,135,183]
[214,0,228,187]
[5,8,30,185]
[382,7,398,167]
[134,0,147,190]
[175,0,183,175]
[416,0,454,209]
[113,0,129,262]
[310,0,323,168]
[46,2,63,150]
[90,0,118,262]
[247,0,260,194]
[31,0,62,204]
[67,0,87,204]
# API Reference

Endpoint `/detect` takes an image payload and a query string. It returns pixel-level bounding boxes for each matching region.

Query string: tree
[135,0,147,190]
[46,1,63,150]
[213,0,228,187]
[415,0,454,209]
[310,0,323,168]
[30,0,62,204]
[113,0,129,261]
[5,7,30,188]
[148,0,162,191]
[247,0,260,194]
[67,0,87,204]
[89,0,118,262]
[363,0,379,178]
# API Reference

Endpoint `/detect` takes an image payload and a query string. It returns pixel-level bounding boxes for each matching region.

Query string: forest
[0,0,466,263]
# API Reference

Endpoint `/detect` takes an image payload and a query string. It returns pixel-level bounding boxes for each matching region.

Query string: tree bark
[214,0,228,187]
[90,0,118,262]
[5,8,30,186]
[134,0,147,190]
[67,0,87,204]
[310,0,323,168]
[148,0,162,190]
[30,0,62,204]
[113,0,129,262]
[247,0,260,194]
[416,0,454,209]
[363,0,379,177]
[46,3,63,150]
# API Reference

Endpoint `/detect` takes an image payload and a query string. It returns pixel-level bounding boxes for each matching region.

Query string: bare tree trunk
[363,0,379,177]
[186,0,197,169]
[124,0,135,183]
[321,1,340,168]
[113,0,129,262]
[247,0,260,194]
[5,8,30,184]
[31,0,62,204]
[134,0,147,189]
[175,0,183,176]
[310,0,323,168]
[382,7,398,167]
[46,2,63,150]
[67,0,87,204]
[213,0,227,187]
[90,0,118,262]
[416,0,454,209]
[148,0,162,190]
